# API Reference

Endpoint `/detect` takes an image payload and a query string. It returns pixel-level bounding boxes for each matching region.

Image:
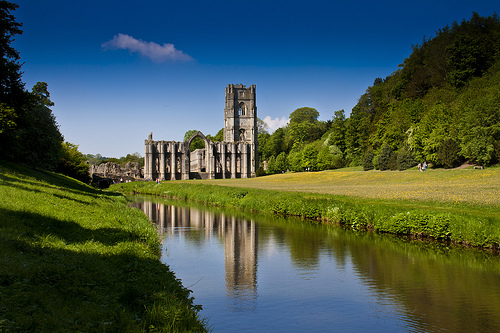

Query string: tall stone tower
[224,84,258,175]
[144,83,259,181]
[224,84,257,144]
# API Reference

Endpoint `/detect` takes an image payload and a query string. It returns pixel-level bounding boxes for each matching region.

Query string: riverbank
[111,167,500,250]
[0,160,208,332]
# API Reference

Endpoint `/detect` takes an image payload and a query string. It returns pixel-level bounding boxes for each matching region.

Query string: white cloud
[102,34,194,62]
[263,116,288,132]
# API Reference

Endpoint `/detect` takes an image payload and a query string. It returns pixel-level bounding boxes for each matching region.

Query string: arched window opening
[238,102,246,116]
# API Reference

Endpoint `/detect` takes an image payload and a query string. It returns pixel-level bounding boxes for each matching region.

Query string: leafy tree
[317,145,334,170]
[18,82,63,170]
[257,117,269,134]
[286,122,315,148]
[362,149,375,171]
[287,149,303,172]
[437,138,462,168]
[275,152,288,173]
[257,131,271,160]
[447,35,483,87]
[206,128,223,142]
[396,145,416,170]
[460,126,496,166]
[301,142,318,171]
[286,107,329,150]
[57,142,91,183]
[0,102,16,133]
[262,127,286,158]
[266,155,277,174]
[378,144,395,171]
[446,13,500,88]
[289,107,319,124]
[345,92,372,165]
[328,110,346,152]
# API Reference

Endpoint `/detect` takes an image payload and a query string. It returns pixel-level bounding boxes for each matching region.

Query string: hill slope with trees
[260,12,500,174]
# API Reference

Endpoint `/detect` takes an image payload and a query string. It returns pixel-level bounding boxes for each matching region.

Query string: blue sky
[13,0,498,157]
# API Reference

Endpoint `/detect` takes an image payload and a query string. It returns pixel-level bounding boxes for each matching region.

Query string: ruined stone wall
[143,83,258,181]
[89,161,142,182]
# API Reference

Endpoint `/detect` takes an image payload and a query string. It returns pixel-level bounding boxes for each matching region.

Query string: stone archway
[185,131,214,179]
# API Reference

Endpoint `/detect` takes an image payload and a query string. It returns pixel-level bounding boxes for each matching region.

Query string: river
[130,197,500,333]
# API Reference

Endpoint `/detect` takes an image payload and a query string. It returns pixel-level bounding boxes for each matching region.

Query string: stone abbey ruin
[144,84,259,180]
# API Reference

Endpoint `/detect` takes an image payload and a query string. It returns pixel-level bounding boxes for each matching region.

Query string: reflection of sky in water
[133,199,500,333]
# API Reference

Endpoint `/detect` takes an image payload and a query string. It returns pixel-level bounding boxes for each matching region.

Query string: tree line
[0,1,90,182]
[259,12,500,175]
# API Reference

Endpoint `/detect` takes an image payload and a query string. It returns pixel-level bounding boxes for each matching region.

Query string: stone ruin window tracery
[239,102,246,116]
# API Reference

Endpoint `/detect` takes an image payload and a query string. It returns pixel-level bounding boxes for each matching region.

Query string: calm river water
[130,197,500,333]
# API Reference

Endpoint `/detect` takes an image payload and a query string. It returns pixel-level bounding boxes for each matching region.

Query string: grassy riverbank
[111,167,500,250]
[0,161,208,332]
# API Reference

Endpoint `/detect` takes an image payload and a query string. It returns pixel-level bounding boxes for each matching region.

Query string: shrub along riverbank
[0,160,208,332]
[111,167,500,250]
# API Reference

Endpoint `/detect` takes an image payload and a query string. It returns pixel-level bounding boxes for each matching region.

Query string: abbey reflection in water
[140,201,258,308]
[133,200,500,333]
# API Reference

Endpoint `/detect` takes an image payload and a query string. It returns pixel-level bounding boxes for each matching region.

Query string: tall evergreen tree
[0,0,26,156]
[0,0,25,108]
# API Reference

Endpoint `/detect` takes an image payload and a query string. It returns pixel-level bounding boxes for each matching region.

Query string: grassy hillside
[202,166,500,205]
[0,160,208,332]
[112,166,500,250]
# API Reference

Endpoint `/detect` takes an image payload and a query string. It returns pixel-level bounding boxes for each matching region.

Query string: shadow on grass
[0,160,122,198]
[0,210,206,332]
[0,208,147,246]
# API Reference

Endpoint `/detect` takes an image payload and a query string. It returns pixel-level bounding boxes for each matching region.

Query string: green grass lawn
[201,166,500,206]
[0,160,208,332]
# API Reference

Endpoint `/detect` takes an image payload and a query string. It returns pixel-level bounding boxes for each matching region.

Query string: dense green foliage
[259,13,500,174]
[259,107,335,173]
[343,12,500,168]
[57,142,92,183]
[0,1,88,180]
[0,160,208,331]
[112,179,500,249]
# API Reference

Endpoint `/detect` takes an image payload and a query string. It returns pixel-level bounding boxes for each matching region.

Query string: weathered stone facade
[89,161,142,187]
[144,84,258,180]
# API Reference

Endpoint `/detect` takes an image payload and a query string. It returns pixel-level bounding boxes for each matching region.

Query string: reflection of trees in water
[133,200,500,332]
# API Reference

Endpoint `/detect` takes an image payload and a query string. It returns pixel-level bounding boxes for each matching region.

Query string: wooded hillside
[260,12,500,174]
[352,12,500,169]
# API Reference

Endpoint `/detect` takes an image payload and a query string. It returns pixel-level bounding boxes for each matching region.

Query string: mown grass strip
[0,160,209,332]
[111,169,500,250]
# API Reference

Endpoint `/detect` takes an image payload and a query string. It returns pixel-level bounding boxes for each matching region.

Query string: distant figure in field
[423,161,427,171]
[418,163,422,172]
